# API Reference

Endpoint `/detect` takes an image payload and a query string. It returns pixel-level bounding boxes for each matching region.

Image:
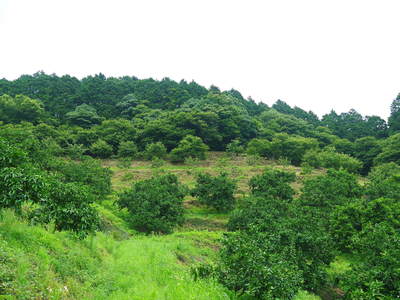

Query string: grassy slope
[0,153,323,299]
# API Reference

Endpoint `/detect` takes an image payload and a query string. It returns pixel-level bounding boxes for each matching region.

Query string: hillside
[1,154,323,300]
[0,73,399,299]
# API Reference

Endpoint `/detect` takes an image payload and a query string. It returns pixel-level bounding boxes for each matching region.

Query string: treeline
[1,72,399,174]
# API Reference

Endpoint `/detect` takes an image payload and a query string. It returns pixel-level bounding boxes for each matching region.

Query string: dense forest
[0,72,399,299]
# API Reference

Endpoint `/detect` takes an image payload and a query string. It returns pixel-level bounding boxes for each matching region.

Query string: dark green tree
[117,174,186,233]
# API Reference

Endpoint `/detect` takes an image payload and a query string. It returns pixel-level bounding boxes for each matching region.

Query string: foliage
[374,132,400,165]
[247,135,318,165]
[33,181,99,237]
[93,119,135,151]
[143,142,167,160]
[0,166,48,211]
[170,135,209,162]
[47,157,112,201]
[322,109,387,141]
[66,104,103,128]
[249,167,296,200]
[191,173,236,212]
[353,136,382,174]
[226,139,244,156]
[117,174,186,233]
[388,93,400,134]
[246,138,272,157]
[365,162,400,201]
[300,169,362,209]
[0,138,28,168]
[340,223,400,299]
[89,139,114,158]
[0,94,44,124]
[218,229,303,299]
[222,199,333,297]
[117,141,138,158]
[303,147,362,173]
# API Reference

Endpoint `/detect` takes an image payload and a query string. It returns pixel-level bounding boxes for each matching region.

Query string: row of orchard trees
[113,163,400,299]
[213,166,400,299]
[1,117,399,178]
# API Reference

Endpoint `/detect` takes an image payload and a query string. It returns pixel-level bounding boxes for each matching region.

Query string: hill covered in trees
[0,71,398,171]
[0,72,400,299]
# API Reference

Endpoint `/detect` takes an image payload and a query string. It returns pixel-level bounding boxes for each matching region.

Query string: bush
[246,135,318,166]
[249,167,296,200]
[0,166,49,211]
[47,157,112,201]
[0,138,28,168]
[303,148,362,173]
[117,141,138,158]
[246,138,272,158]
[170,135,209,163]
[221,200,334,298]
[300,169,363,209]
[117,174,186,233]
[191,173,236,212]
[90,139,113,158]
[365,163,400,201]
[143,142,167,160]
[226,139,244,156]
[219,167,335,297]
[271,134,319,166]
[33,181,100,237]
[340,223,400,299]
[218,230,303,299]
[227,196,286,232]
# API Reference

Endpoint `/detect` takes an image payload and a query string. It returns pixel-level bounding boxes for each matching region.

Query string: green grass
[0,211,233,299]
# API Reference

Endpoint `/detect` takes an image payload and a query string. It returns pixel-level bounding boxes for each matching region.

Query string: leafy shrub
[0,138,28,168]
[117,141,138,158]
[117,174,186,233]
[33,181,99,237]
[218,230,303,299]
[271,134,319,166]
[340,222,400,299]
[227,196,286,232]
[249,167,296,200]
[170,135,209,163]
[150,157,165,169]
[221,201,334,298]
[143,142,167,160]
[364,163,400,201]
[367,162,400,182]
[90,139,113,158]
[191,173,236,212]
[247,135,318,166]
[303,148,362,173]
[48,157,112,201]
[0,166,48,211]
[246,138,272,158]
[221,168,335,297]
[300,169,363,209]
[64,143,86,160]
[226,139,244,156]
[373,132,400,165]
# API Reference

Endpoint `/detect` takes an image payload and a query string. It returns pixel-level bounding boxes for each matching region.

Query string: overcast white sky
[0,0,399,119]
